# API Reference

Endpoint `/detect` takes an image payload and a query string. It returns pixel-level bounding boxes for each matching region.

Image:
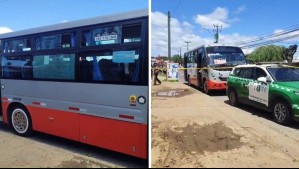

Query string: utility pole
[185,41,191,52]
[213,24,222,43]
[180,46,182,64]
[168,11,171,61]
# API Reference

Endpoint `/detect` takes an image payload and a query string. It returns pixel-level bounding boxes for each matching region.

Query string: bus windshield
[206,46,246,67]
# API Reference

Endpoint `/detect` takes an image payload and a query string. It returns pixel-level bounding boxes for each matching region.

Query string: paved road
[0,123,147,168]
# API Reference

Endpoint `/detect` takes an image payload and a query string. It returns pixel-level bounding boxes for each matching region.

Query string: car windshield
[207,52,246,67]
[267,67,299,82]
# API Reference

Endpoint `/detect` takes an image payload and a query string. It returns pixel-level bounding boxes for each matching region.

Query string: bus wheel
[203,80,209,94]
[272,100,293,125]
[10,106,33,137]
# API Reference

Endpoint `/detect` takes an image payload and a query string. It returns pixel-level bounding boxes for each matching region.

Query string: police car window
[253,68,267,80]
[238,68,254,79]
[234,68,241,76]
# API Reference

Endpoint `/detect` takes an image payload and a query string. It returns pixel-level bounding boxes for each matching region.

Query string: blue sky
[0,0,148,32]
[151,0,299,57]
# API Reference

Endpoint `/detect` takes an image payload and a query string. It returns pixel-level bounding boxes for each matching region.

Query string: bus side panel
[79,114,146,159]
[140,124,148,159]
[1,101,9,123]
[28,106,80,141]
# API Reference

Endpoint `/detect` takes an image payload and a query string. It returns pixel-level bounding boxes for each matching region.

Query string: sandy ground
[151,81,299,168]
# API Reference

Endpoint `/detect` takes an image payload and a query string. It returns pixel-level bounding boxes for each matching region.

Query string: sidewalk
[151,81,299,168]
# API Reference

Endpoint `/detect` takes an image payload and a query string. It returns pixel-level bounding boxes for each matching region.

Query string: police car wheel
[273,100,293,125]
[229,89,239,107]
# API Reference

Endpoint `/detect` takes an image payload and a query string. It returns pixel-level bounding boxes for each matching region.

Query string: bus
[0,9,148,159]
[184,45,246,94]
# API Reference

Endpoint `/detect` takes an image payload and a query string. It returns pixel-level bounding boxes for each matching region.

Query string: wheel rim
[12,109,29,134]
[230,91,236,105]
[274,103,288,122]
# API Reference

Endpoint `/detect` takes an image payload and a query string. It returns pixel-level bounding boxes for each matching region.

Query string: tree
[247,45,286,63]
[171,55,182,63]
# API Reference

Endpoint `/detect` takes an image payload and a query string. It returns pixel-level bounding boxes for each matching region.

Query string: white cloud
[0,27,13,34]
[235,5,246,14]
[274,29,284,34]
[195,7,238,29]
[151,11,256,57]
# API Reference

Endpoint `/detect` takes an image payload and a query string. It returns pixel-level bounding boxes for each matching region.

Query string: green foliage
[247,45,286,63]
[171,55,183,63]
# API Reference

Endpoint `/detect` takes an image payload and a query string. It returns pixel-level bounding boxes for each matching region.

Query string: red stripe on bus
[119,114,135,120]
[69,107,80,111]
[2,98,8,101]
[33,102,41,105]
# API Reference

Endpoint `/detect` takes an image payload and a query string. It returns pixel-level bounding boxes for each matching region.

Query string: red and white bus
[0,9,148,159]
[184,45,246,94]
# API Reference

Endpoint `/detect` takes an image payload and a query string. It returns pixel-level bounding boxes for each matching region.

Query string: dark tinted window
[81,24,142,47]
[253,68,267,80]
[234,68,241,76]
[79,48,141,84]
[268,67,299,82]
[122,24,141,43]
[3,39,31,53]
[238,68,254,79]
[36,33,75,50]
[81,26,121,46]
[2,55,32,79]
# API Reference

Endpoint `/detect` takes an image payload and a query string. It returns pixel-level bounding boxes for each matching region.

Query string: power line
[237,0,272,19]
[241,33,299,48]
[173,0,183,17]
[238,27,299,46]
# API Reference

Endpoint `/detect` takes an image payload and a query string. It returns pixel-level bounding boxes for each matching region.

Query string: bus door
[0,52,3,121]
[197,52,204,88]
[184,54,188,81]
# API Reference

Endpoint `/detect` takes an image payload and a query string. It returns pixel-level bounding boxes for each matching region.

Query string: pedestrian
[153,63,161,85]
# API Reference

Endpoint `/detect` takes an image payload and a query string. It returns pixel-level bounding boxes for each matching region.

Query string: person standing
[153,63,161,85]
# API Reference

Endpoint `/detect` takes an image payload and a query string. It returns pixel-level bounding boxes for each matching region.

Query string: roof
[0,9,148,39]
[234,64,286,69]
[187,44,242,53]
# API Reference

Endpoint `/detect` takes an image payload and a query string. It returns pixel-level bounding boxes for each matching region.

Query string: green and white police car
[227,64,299,125]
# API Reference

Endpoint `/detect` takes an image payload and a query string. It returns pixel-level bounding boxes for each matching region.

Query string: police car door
[248,68,269,106]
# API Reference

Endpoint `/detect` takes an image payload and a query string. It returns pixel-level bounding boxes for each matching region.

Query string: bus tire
[272,99,293,125]
[10,106,33,137]
[228,89,239,107]
[203,80,209,94]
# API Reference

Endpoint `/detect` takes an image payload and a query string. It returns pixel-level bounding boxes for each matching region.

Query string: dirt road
[152,81,299,168]
[0,124,146,168]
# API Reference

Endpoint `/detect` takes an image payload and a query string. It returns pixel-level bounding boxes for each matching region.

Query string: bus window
[79,49,141,84]
[122,24,141,43]
[36,33,76,50]
[2,55,32,79]
[3,39,31,53]
[32,54,75,80]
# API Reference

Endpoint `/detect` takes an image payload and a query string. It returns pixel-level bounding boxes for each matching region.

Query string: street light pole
[185,41,191,52]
